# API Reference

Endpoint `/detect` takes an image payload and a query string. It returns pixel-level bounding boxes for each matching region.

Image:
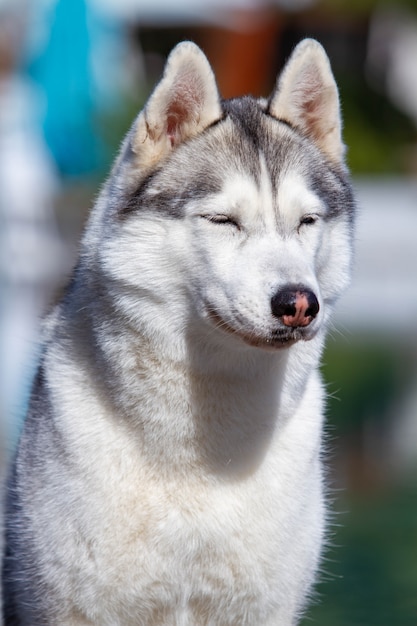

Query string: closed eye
[299,215,318,226]
[297,214,320,234]
[203,214,240,229]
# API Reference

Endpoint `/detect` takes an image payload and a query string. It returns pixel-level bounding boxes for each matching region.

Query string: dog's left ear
[132,42,222,171]
[269,39,344,165]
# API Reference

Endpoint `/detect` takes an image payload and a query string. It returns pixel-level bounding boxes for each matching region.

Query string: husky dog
[2,39,355,625]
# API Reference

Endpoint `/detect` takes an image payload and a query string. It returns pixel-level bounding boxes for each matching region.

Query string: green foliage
[94,90,147,174]
[303,486,417,625]
[338,77,416,175]
[300,337,417,625]
[321,336,414,433]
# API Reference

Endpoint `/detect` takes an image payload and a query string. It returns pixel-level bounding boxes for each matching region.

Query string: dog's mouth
[207,309,316,350]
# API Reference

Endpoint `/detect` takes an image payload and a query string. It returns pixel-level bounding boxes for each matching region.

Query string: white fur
[3,39,354,626]
[40,336,325,625]
[132,42,222,173]
[269,39,344,164]
[32,166,332,624]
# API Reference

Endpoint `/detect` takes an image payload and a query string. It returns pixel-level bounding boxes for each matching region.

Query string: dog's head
[88,40,355,351]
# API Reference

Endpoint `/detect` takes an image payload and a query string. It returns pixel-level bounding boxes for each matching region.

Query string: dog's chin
[207,310,318,351]
[238,329,316,351]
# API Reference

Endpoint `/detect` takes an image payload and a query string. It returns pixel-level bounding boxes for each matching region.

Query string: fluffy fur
[2,39,355,625]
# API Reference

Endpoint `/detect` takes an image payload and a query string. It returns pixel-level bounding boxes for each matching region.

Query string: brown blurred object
[203,9,282,98]
[0,8,26,76]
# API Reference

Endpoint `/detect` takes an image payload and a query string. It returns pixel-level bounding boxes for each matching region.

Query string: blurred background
[0,0,417,623]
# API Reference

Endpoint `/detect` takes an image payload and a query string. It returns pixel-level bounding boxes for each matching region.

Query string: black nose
[271,285,319,328]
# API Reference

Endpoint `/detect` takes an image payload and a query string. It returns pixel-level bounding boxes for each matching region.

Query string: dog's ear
[132,42,222,171]
[269,39,344,165]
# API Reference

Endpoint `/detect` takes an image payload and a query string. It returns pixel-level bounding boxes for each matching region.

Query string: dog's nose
[271,286,319,328]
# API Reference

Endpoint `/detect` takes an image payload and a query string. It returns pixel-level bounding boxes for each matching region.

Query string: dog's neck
[74,301,324,479]
[57,276,323,479]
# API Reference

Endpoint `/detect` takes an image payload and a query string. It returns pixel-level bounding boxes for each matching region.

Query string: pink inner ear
[166,102,188,147]
[295,65,322,109]
[292,65,330,138]
[165,72,204,147]
[166,113,179,147]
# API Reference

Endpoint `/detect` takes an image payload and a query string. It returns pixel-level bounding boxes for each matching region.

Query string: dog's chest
[53,364,324,623]
[78,470,293,624]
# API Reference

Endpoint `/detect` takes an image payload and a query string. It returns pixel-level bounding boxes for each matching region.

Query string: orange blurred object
[204,9,282,98]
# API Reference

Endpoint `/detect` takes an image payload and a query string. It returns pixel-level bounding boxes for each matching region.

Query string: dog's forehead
[217,160,322,223]
[125,103,353,224]
[276,172,324,218]
[220,170,270,220]
[200,109,328,220]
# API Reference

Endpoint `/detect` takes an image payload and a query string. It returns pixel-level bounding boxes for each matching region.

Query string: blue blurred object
[29,0,94,175]
[28,0,125,176]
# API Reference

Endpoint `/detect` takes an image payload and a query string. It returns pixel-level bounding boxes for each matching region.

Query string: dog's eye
[204,214,240,228]
[299,215,318,229]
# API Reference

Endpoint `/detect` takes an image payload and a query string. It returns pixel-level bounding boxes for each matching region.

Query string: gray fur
[2,39,355,625]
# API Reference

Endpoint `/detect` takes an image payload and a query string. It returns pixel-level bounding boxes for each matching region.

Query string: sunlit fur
[2,40,355,625]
